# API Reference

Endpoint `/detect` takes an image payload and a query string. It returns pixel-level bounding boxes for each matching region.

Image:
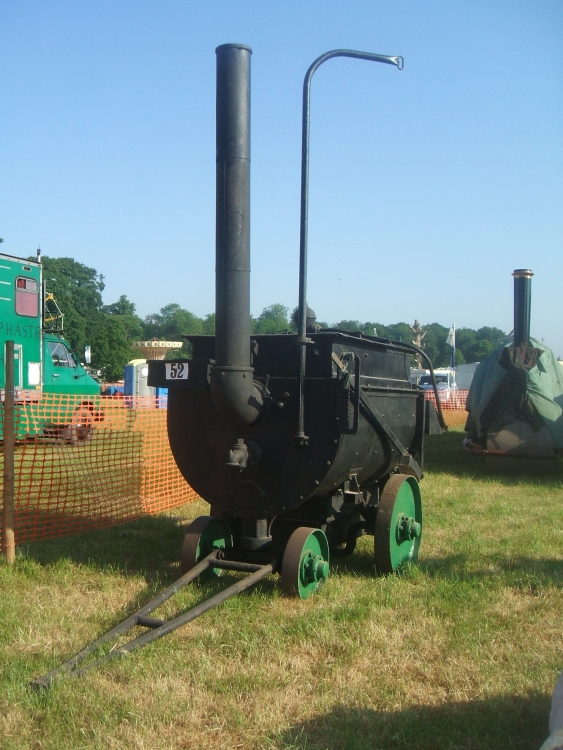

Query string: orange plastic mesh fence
[0,390,472,550]
[424,389,469,427]
[0,394,198,550]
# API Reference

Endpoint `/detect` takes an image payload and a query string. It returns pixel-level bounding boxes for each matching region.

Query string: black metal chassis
[150,330,426,557]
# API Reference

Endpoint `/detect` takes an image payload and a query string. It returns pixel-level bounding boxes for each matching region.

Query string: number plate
[165,362,189,380]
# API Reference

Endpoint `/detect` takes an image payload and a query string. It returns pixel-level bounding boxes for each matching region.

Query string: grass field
[1,428,562,750]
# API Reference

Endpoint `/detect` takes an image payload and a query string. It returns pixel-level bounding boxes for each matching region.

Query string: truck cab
[43,333,99,396]
[0,251,101,442]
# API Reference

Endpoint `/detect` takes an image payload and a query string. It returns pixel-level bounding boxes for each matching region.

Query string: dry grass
[443,409,468,428]
[1,428,562,749]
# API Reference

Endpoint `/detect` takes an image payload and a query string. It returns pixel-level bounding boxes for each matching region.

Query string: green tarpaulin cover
[465,338,563,448]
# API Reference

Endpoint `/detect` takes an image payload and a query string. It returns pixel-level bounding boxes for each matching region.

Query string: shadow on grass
[328,546,563,588]
[275,693,549,750]
[420,552,563,587]
[18,512,189,584]
[425,430,563,484]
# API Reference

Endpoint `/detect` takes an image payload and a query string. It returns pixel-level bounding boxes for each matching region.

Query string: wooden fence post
[3,340,16,564]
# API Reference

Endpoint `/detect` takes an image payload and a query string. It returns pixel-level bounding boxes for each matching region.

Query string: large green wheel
[181,516,233,578]
[374,474,422,574]
[281,527,330,599]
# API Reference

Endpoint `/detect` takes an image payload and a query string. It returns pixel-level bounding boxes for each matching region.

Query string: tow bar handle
[30,551,275,690]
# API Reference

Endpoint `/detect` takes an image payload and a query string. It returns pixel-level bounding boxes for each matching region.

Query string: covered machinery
[464,270,563,457]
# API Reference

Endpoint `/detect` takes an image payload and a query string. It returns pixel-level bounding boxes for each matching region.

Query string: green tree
[39,256,105,358]
[386,323,414,344]
[142,303,206,357]
[38,257,145,381]
[332,319,363,332]
[455,328,477,363]
[142,304,204,340]
[475,326,506,347]
[90,317,134,381]
[454,326,506,363]
[468,339,495,361]
[252,304,291,334]
[103,295,143,341]
[454,348,466,365]
[202,313,215,335]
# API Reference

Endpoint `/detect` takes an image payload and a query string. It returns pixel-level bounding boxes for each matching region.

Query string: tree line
[40,256,507,381]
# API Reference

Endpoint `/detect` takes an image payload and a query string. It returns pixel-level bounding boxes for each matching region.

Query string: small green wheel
[374,474,422,574]
[181,516,233,578]
[281,527,330,599]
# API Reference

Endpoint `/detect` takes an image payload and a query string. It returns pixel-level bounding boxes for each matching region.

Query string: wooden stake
[3,341,16,564]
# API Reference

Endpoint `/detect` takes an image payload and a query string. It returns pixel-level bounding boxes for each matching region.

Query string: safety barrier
[424,388,469,427]
[0,394,198,551]
[0,390,471,552]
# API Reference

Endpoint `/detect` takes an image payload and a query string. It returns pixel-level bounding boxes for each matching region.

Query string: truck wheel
[66,407,94,445]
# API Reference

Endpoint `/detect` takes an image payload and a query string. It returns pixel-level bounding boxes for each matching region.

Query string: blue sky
[1,1,562,355]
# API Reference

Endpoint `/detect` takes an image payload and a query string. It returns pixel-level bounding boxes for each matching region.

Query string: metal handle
[295,49,403,443]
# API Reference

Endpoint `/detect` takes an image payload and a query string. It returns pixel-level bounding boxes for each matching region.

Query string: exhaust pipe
[512,269,533,347]
[210,43,265,425]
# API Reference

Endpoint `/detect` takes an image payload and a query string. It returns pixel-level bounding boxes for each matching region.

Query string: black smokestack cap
[512,269,533,347]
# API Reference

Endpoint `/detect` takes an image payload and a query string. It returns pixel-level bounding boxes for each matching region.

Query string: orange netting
[1,389,471,550]
[0,394,198,550]
[424,388,469,427]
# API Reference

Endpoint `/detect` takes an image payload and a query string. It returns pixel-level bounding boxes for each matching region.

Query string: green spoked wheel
[374,474,422,574]
[281,527,330,599]
[181,516,233,579]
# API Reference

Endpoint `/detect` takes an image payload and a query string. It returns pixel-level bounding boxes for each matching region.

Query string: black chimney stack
[215,43,251,369]
[512,269,533,347]
[210,43,265,425]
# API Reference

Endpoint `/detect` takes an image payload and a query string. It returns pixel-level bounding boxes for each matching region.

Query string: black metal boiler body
[149,43,436,599]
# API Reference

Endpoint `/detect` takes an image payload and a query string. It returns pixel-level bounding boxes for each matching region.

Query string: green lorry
[0,251,102,443]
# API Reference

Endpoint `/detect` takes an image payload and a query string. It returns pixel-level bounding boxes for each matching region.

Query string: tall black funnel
[215,43,252,368]
[512,269,533,347]
[210,43,264,425]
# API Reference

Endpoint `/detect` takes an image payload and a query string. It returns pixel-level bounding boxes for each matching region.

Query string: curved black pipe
[211,43,265,425]
[330,332,448,431]
[295,49,404,442]
[406,342,448,431]
[371,337,448,431]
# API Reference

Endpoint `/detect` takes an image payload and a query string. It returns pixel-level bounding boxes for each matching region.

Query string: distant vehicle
[418,368,458,402]
[454,362,480,390]
[409,368,428,385]
[101,384,124,397]
[0,251,102,443]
